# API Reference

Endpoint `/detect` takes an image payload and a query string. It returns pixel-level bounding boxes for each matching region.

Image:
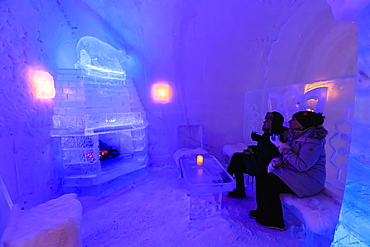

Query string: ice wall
[0,1,62,209]
[82,0,357,164]
[331,3,370,246]
[327,0,370,22]
[0,0,140,208]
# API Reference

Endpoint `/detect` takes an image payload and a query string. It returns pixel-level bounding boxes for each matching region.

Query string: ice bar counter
[180,155,235,220]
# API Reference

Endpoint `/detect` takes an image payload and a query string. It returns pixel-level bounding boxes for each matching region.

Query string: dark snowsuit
[227,128,286,192]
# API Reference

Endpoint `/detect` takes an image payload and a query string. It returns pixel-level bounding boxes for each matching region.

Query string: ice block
[179,155,235,220]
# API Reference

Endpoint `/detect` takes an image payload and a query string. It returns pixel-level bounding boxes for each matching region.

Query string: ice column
[331,4,370,246]
[51,37,148,195]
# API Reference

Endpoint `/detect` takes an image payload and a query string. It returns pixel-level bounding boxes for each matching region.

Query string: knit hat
[265,111,284,133]
[293,111,324,128]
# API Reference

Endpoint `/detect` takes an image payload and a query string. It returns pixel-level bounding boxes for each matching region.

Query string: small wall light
[151,83,171,103]
[32,70,55,99]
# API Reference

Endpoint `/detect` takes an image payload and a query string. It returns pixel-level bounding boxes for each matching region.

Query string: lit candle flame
[197,155,203,166]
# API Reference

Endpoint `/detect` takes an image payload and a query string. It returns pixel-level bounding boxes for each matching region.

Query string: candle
[197,155,204,166]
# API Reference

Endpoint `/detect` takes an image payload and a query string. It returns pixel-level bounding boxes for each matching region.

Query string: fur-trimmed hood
[285,125,328,141]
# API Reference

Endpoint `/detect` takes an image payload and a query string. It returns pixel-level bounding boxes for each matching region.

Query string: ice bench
[174,149,235,220]
[281,188,342,247]
[223,143,342,246]
[1,193,83,247]
[222,143,248,166]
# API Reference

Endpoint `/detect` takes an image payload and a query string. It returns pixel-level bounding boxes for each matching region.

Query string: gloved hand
[251,132,262,141]
[267,157,283,173]
[267,162,275,173]
[243,147,254,154]
[270,134,282,148]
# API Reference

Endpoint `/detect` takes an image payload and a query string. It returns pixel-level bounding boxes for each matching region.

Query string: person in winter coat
[250,111,328,231]
[227,111,288,199]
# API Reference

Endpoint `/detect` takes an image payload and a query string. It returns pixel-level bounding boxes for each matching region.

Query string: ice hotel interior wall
[80,0,359,165]
[0,0,359,209]
[330,2,370,246]
[0,1,68,210]
[0,0,149,208]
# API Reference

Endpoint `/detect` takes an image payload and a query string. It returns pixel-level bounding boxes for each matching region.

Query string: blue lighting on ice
[331,4,370,246]
[51,36,148,196]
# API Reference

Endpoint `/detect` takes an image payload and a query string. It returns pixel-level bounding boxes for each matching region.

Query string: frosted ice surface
[189,193,222,220]
[0,174,12,238]
[178,155,235,220]
[75,36,128,77]
[327,0,370,22]
[2,194,82,247]
[331,156,370,246]
[332,6,370,246]
[80,165,305,247]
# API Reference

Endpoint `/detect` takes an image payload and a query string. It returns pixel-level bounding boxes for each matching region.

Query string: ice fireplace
[51,37,148,196]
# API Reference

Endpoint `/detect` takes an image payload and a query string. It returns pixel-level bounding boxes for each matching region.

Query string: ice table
[179,155,235,220]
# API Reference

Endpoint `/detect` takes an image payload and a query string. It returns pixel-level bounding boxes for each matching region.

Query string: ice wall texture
[0,1,63,209]
[81,0,357,164]
[332,4,370,246]
[327,0,370,22]
[0,0,137,208]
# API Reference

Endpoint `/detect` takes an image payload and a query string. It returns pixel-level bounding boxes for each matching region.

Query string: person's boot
[249,210,260,218]
[256,217,286,231]
[227,189,246,198]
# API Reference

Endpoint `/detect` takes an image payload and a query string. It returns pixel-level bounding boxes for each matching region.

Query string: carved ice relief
[267,86,328,125]
[74,36,129,75]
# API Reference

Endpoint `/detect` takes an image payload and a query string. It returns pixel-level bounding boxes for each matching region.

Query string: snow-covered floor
[80,164,304,247]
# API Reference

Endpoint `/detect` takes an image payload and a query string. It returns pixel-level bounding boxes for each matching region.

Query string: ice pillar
[331,3,370,246]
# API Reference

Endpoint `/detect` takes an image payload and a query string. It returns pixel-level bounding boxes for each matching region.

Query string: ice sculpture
[331,4,370,246]
[51,37,148,195]
[75,36,128,77]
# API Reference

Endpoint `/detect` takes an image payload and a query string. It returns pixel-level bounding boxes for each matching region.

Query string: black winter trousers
[256,172,296,224]
[226,152,260,191]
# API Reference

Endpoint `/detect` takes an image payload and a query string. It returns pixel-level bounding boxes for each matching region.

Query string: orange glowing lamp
[151,83,171,103]
[197,155,204,166]
[32,70,55,99]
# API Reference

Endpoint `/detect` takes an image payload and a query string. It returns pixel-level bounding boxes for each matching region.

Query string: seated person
[252,111,327,231]
[227,111,287,198]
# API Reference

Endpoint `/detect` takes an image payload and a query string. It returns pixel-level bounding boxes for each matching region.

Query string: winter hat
[265,111,284,133]
[293,111,324,128]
